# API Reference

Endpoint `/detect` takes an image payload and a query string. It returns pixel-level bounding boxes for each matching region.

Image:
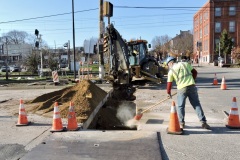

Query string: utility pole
[99,0,104,81]
[72,0,76,80]
[39,34,43,78]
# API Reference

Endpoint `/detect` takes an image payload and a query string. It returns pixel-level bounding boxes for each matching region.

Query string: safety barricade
[52,71,59,83]
[79,74,93,80]
[80,68,92,72]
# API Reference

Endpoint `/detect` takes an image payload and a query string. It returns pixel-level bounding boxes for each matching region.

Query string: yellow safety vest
[167,62,195,89]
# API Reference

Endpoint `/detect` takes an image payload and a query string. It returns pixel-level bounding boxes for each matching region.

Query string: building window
[204,24,209,35]
[215,22,221,33]
[199,29,202,38]
[194,19,199,27]
[203,11,208,20]
[195,31,198,41]
[229,6,236,16]
[215,7,221,17]
[203,40,208,51]
[229,21,235,32]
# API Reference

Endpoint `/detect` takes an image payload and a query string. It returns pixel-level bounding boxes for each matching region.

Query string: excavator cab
[127,40,163,83]
[128,40,147,66]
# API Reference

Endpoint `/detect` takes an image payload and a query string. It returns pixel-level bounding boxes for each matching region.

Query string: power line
[115,6,202,9]
[0,6,213,25]
[114,5,231,9]
[1,5,238,25]
[0,8,98,24]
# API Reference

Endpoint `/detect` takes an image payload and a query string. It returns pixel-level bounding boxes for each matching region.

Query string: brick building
[193,0,240,63]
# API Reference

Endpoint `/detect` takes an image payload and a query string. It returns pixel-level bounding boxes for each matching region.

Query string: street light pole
[34,29,43,78]
[5,37,9,80]
[219,42,220,57]
[87,38,92,79]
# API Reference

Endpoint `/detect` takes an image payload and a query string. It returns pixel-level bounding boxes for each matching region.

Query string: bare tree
[2,30,28,44]
[172,31,193,54]
[231,46,240,64]
[151,35,171,60]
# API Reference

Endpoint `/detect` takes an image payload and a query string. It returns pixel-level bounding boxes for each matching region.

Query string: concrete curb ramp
[21,131,162,160]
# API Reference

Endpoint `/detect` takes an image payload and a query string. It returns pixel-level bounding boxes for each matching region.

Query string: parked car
[10,66,21,72]
[1,66,10,72]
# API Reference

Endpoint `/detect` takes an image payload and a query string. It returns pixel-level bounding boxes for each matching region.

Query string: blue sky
[0,0,208,49]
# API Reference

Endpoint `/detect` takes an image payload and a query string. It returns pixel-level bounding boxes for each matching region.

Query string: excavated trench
[28,80,138,130]
[88,94,138,130]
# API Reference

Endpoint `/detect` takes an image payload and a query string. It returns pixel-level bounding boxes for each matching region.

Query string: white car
[10,66,21,72]
[1,66,10,72]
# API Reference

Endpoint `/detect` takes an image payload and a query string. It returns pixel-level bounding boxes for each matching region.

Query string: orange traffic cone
[212,73,218,85]
[50,102,65,132]
[167,101,183,135]
[220,76,227,90]
[16,99,31,126]
[226,97,240,129]
[67,102,80,131]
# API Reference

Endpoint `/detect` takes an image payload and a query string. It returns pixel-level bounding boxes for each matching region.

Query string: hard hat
[165,56,176,65]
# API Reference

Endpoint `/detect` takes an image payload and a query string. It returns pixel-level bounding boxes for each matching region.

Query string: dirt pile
[28,80,107,123]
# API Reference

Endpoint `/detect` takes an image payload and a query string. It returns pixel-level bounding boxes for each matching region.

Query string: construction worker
[166,56,210,129]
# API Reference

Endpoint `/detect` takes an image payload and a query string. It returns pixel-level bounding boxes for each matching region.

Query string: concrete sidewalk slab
[21,131,162,160]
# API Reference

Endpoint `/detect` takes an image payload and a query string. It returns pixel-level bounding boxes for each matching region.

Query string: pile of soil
[28,80,108,123]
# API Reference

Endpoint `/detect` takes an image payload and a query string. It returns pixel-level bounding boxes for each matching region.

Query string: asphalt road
[0,64,240,160]
[135,64,240,160]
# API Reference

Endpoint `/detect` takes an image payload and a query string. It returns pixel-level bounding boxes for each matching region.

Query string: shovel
[134,92,177,120]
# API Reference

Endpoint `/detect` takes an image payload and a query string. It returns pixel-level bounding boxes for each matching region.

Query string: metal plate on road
[21,131,162,160]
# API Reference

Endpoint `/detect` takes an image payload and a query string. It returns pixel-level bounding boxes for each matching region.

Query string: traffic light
[93,44,97,54]
[35,29,39,37]
[103,34,109,53]
[35,41,39,48]
[103,1,113,17]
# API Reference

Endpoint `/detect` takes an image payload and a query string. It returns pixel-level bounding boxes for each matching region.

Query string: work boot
[180,122,185,129]
[202,122,211,130]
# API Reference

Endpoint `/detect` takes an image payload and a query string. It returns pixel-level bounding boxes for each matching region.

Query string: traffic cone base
[167,101,183,135]
[166,127,183,135]
[16,122,31,126]
[225,97,240,129]
[67,102,80,131]
[16,99,31,126]
[226,124,240,129]
[50,102,66,132]
[50,128,66,132]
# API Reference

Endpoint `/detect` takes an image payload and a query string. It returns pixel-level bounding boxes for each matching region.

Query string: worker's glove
[167,94,172,99]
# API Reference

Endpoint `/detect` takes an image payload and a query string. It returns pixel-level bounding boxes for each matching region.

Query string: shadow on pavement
[181,126,240,135]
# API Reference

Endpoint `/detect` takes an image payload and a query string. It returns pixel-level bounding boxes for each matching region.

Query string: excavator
[104,23,163,100]
[127,39,162,83]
